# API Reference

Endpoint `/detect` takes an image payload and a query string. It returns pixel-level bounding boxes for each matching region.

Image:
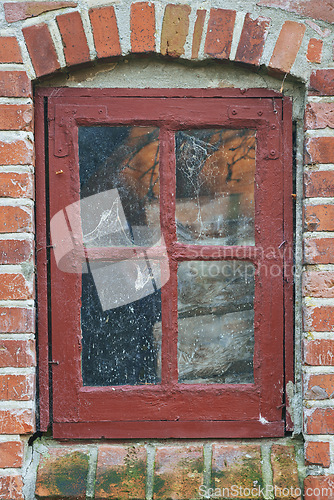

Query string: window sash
[35,88,293,438]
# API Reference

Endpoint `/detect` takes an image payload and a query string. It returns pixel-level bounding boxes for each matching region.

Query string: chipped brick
[160,4,191,58]
[235,14,270,66]
[304,205,334,232]
[305,102,334,130]
[0,409,34,434]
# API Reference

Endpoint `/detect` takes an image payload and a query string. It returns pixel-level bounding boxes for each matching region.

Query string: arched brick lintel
[17,2,329,85]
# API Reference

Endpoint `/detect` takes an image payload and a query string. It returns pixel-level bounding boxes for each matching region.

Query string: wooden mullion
[84,246,167,262]
[159,128,178,385]
[171,243,259,262]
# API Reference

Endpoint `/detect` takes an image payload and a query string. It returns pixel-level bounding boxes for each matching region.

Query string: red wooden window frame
[35,88,293,439]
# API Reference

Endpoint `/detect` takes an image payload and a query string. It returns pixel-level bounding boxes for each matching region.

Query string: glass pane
[79,126,160,247]
[177,261,255,384]
[78,126,162,386]
[175,129,256,245]
[81,262,162,386]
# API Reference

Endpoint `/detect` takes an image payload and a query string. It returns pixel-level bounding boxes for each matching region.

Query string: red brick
[304,171,334,197]
[0,206,33,233]
[310,69,334,96]
[89,6,121,60]
[307,39,323,64]
[154,446,203,500]
[192,10,206,59]
[0,140,33,166]
[305,103,334,130]
[257,0,334,25]
[304,305,334,331]
[0,239,33,265]
[4,1,77,23]
[305,475,334,499]
[0,173,34,198]
[304,205,334,232]
[306,137,334,164]
[0,307,34,333]
[235,14,270,66]
[160,4,191,58]
[95,445,146,499]
[305,442,330,468]
[205,9,236,60]
[303,271,334,298]
[0,274,33,300]
[23,24,60,77]
[271,445,300,498]
[306,408,334,434]
[0,37,22,63]
[212,445,262,497]
[0,475,23,499]
[0,374,34,401]
[0,104,33,132]
[304,238,334,264]
[57,11,90,66]
[305,374,334,400]
[0,409,34,434]
[131,2,155,53]
[0,441,23,468]
[35,448,89,499]
[0,339,35,367]
[304,339,334,366]
[0,72,31,98]
[269,21,306,73]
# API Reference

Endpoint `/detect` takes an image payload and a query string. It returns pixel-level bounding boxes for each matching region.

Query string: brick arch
[6,2,330,83]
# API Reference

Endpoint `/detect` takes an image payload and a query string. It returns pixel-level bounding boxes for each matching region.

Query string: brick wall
[0,1,333,498]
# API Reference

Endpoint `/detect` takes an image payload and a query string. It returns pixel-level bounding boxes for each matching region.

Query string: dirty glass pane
[177,261,255,384]
[81,261,162,386]
[78,126,162,386]
[78,126,160,247]
[175,129,256,246]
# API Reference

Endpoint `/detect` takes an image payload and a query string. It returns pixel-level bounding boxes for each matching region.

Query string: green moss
[53,452,89,496]
[212,453,262,490]
[96,455,146,497]
[97,468,124,491]
[153,474,166,495]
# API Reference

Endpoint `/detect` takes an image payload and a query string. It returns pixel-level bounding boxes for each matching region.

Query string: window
[36,89,293,438]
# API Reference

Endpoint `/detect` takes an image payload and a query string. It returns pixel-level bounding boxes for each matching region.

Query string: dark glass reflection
[78,126,162,386]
